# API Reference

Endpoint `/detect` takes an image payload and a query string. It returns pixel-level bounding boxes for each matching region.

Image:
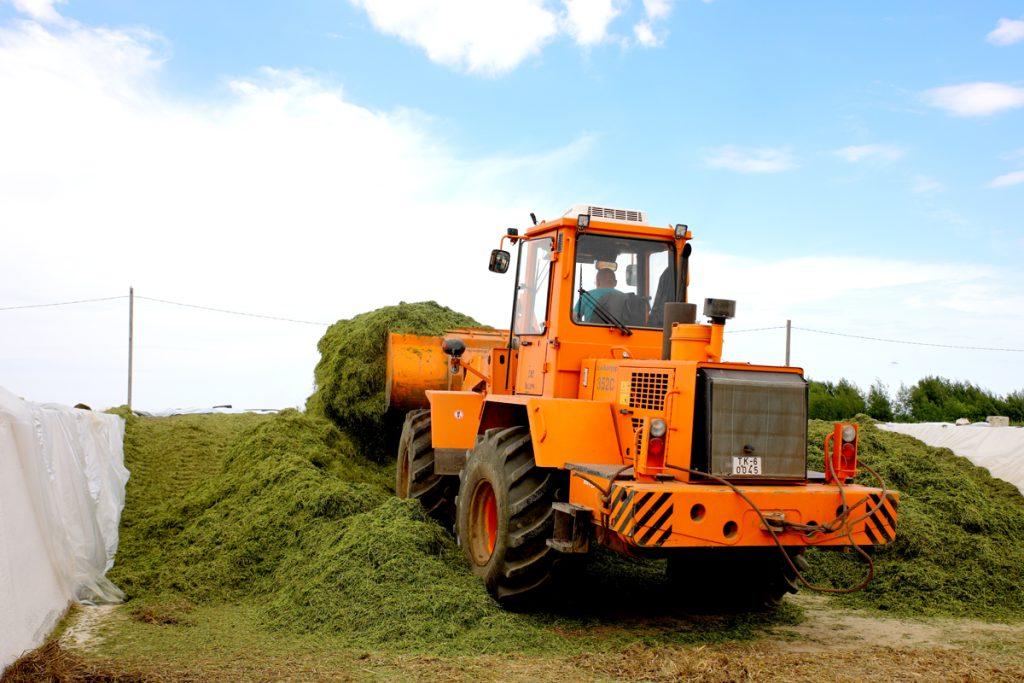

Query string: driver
[575,267,618,322]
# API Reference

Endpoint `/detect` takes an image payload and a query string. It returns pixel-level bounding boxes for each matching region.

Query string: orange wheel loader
[391,205,899,607]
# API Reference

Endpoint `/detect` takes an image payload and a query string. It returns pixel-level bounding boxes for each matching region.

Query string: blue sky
[20,0,1019,262]
[1,0,1022,409]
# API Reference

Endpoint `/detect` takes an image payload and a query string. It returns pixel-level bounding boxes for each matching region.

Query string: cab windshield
[572,234,675,330]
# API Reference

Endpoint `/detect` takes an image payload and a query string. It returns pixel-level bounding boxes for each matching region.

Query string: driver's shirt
[574,287,617,322]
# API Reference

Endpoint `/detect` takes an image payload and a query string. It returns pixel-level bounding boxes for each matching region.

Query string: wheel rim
[468,480,498,565]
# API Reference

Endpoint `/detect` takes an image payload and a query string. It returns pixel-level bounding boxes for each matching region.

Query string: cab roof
[524,215,679,240]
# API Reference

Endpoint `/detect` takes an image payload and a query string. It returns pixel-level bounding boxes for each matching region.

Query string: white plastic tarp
[879,422,1024,494]
[135,405,279,417]
[0,387,128,671]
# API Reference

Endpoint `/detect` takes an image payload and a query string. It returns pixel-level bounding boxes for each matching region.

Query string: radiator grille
[692,369,808,480]
[629,372,670,411]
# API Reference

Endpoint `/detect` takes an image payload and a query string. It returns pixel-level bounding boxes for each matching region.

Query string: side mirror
[489,249,511,273]
[625,264,637,287]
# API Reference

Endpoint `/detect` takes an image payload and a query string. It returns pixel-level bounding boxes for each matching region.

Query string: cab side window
[513,238,553,335]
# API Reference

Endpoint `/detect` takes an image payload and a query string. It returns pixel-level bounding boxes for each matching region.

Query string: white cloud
[0,10,585,409]
[348,0,676,74]
[705,146,796,173]
[922,82,1024,117]
[911,175,944,194]
[348,0,558,75]
[631,0,674,47]
[689,250,1024,394]
[4,4,1023,410]
[694,253,991,312]
[633,21,657,47]
[643,0,673,21]
[562,0,622,46]
[987,17,1024,46]
[9,0,64,23]
[989,170,1024,188]
[835,143,905,163]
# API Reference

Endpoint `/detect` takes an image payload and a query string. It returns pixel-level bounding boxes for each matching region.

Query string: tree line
[808,376,1024,423]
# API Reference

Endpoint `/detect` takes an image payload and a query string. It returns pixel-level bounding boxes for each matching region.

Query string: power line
[794,326,1024,353]
[3,294,1023,351]
[135,295,330,326]
[0,295,127,311]
[725,326,786,334]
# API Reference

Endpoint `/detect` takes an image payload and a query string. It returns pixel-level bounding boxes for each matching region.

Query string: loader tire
[395,409,455,527]
[456,426,559,608]
[666,547,805,610]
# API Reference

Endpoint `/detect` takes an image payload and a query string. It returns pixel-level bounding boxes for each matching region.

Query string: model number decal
[619,380,630,405]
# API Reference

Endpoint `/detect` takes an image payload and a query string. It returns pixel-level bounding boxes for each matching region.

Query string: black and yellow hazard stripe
[861,492,898,545]
[606,485,630,532]
[606,485,674,547]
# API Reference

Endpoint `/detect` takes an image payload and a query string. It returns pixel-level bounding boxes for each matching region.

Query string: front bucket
[384,329,507,411]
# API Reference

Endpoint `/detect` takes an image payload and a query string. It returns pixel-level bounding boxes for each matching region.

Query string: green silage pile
[806,417,1024,620]
[306,301,482,458]
[109,410,547,650]
[108,408,799,653]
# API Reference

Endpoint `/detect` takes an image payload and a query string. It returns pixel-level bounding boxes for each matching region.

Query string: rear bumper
[568,468,899,550]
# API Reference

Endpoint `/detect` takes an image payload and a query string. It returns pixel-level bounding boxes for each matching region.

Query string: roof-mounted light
[577,213,590,230]
[675,223,688,239]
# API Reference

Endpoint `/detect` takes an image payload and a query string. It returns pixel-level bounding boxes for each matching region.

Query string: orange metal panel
[569,474,899,550]
[489,348,517,395]
[577,359,597,400]
[426,390,484,450]
[525,398,623,468]
[516,339,548,395]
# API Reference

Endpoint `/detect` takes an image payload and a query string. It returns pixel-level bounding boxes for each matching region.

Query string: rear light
[825,422,858,483]
[639,418,668,473]
[647,436,666,469]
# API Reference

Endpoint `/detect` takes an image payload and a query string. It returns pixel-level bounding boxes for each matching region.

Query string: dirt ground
[5,594,1018,682]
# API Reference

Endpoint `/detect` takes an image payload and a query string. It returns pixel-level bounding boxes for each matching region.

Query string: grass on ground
[806,416,1024,620]
[102,410,800,659]
[8,408,1024,681]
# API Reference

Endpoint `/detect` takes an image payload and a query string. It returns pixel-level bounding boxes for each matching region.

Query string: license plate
[732,456,762,476]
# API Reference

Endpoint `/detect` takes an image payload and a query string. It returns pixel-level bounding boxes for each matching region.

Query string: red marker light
[647,436,666,469]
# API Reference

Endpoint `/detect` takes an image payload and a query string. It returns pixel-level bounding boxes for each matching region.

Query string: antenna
[529,212,538,225]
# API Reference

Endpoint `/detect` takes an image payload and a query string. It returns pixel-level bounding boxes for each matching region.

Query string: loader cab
[499,205,685,398]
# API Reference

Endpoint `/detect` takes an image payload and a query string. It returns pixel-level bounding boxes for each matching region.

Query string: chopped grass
[26,393,1022,680]
[103,401,1024,666]
[109,410,389,605]
[806,416,1024,620]
[102,410,800,658]
[305,301,482,458]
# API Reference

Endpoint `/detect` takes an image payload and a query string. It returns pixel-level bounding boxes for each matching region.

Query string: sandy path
[59,604,118,650]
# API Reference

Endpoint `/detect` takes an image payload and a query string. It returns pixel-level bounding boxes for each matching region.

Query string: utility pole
[785,319,791,367]
[127,286,134,410]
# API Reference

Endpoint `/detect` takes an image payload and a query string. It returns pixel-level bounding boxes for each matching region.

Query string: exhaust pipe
[662,242,696,360]
[676,242,692,304]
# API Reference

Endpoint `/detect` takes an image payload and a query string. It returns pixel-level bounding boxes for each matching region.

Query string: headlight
[841,425,856,443]
[650,418,667,438]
